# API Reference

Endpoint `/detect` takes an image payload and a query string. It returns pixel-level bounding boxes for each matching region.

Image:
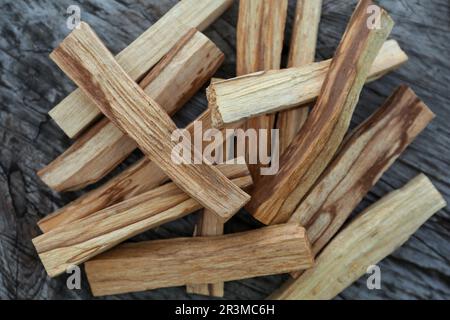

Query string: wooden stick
[236,0,288,181]
[186,89,236,297]
[271,174,447,300]
[277,0,322,153]
[33,163,252,278]
[236,0,287,75]
[287,0,323,68]
[288,86,434,278]
[39,30,224,192]
[246,0,394,225]
[50,22,250,222]
[49,0,233,138]
[85,224,314,297]
[209,39,406,128]
[186,210,225,297]
[37,110,240,233]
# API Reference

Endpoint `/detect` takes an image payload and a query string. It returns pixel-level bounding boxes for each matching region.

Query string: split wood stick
[236,0,287,74]
[186,210,225,297]
[50,22,250,222]
[277,0,322,153]
[246,0,394,225]
[236,0,288,181]
[186,87,236,297]
[49,0,233,138]
[271,174,447,300]
[209,39,407,128]
[288,86,434,275]
[37,110,242,233]
[85,224,314,297]
[33,162,252,278]
[39,30,224,192]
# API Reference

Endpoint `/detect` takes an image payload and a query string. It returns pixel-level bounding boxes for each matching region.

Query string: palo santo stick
[277,0,322,153]
[209,39,407,128]
[187,89,236,297]
[39,30,224,192]
[246,0,395,225]
[287,0,323,68]
[271,174,447,300]
[33,162,252,278]
[37,110,241,233]
[49,0,233,138]
[85,224,314,297]
[50,22,250,222]
[186,210,225,297]
[236,0,288,181]
[236,0,287,75]
[289,85,435,274]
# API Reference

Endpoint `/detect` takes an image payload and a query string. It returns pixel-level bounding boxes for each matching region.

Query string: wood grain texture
[289,86,434,277]
[236,0,288,182]
[271,175,447,300]
[37,110,241,233]
[38,30,224,192]
[85,223,314,297]
[210,39,407,127]
[50,22,250,222]
[48,0,233,138]
[276,0,322,153]
[2,0,449,300]
[236,0,287,76]
[186,209,225,297]
[33,163,252,277]
[247,0,394,225]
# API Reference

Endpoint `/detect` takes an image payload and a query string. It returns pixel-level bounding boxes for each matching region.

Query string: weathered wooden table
[0,0,449,299]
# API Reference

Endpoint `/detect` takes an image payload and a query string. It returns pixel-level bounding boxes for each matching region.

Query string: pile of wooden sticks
[33,0,446,299]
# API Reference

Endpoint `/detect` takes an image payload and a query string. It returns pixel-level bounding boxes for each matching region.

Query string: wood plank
[32,163,252,278]
[246,0,394,225]
[289,85,434,277]
[85,224,314,297]
[39,30,224,192]
[271,174,447,300]
[236,0,288,182]
[209,39,407,128]
[276,0,322,153]
[49,0,233,138]
[50,22,250,222]
[37,111,242,233]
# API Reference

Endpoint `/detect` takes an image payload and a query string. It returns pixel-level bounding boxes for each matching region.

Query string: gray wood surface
[0,0,449,300]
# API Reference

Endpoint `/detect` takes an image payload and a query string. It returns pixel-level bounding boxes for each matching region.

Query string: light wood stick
[236,0,288,181]
[246,0,394,225]
[271,174,447,300]
[39,30,224,192]
[85,224,314,297]
[50,22,250,222]
[236,0,287,74]
[210,39,406,128]
[288,86,434,278]
[287,0,323,68]
[33,163,252,278]
[37,110,241,233]
[187,84,236,297]
[277,0,322,153]
[186,210,225,297]
[49,0,233,138]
